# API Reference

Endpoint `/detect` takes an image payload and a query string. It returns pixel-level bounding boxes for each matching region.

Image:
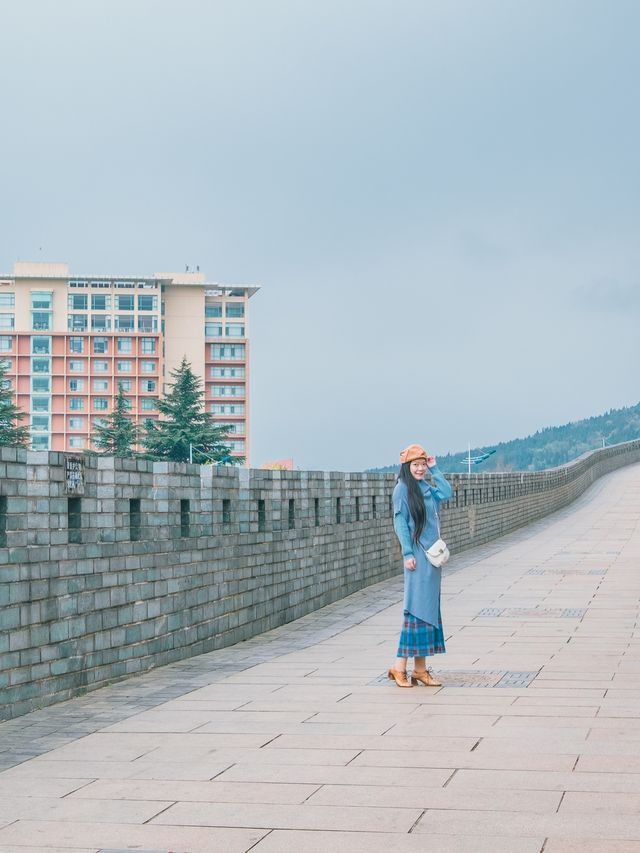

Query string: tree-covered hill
[370,402,640,474]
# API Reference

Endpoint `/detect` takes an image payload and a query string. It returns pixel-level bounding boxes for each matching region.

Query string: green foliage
[0,362,29,447]
[92,382,138,456]
[142,356,238,464]
[370,402,640,473]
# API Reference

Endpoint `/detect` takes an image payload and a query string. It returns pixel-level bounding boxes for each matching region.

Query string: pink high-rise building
[0,262,259,462]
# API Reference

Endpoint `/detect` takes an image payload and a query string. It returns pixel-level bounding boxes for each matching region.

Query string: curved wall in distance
[1,439,639,719]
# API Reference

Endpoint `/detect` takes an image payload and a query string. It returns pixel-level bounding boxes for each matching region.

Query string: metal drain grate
[476,607,586,618]
[371,669,539,688]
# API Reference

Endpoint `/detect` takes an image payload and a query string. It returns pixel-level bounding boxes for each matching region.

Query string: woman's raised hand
[404,556,416,571]
[426,455,437,467]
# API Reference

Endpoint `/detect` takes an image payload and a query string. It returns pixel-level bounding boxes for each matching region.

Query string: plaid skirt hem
[397,610,446,657]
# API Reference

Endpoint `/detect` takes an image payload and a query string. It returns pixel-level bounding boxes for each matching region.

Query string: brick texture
[0,440,639,719]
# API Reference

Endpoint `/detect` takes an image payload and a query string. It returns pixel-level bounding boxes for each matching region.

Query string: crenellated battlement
[1,440,639,719]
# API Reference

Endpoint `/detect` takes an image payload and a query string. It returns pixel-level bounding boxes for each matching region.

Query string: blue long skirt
[397,609,446,657]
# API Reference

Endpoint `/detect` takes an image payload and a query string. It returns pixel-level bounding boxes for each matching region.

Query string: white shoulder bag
[422,506,450,568]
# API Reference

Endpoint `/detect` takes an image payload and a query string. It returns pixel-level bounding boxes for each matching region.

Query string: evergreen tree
[92,382,138,456]
[142,356,237,463]
[0,362,29,447]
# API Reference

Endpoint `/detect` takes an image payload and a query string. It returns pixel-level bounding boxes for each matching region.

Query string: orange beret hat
[399,444,428,464]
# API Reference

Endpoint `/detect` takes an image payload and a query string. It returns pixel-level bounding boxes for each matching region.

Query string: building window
[114,315,135,332]
[229,439,245,453]
[0,358,11,373]
[91,294,110,311]
[117,337,133,353]
[93,360,109,372]
[205,303,223,318]
[31,336,51,355]
[226,422,244,435]
[31,415,49,432]
[68,417,85,430]
[68,359,85,372]
[205,323,223,337]
[69,280,88,288]
[211,343,245,359]
[117,379,132,392]
[137,295,157,311]
[226,302,245,317]
[91,314,111,331]
[31,435,49,450]
[32,377,50,393]
[91,281,110,288]
[93,398,109,410]
[137,315,157,332]
[117,360,132,372]
[140,337,156,354]
[140,360,156,373]
[211,403,245,415]
[93,337,109,353]
[0,336,12,352]
[68,315,88,332]
[93,379,108,391]
[68,437,85,449]
[225,324,245,337]
[141,379,156,392]
[69,379,84,391]
[211,385,244,397]
[115,294,135,311]
[32,357,50,373]
[0,315,14,330]
[32,396,50,412]
[69,398,85,410]
[212,366,245,378]
[69,336,84,353]
[0,293,15,308]
[31,312,51,331]
[115,281,135,289]
[31,292,52,309]
[140,398,156,411]
[68,294,87,310]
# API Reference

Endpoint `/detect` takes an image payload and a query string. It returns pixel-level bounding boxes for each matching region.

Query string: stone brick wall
[1,439,639,719]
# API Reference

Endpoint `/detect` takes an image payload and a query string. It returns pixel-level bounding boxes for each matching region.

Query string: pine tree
[141,356,237,463]
[92,382,138,456]
[0,362,29,447]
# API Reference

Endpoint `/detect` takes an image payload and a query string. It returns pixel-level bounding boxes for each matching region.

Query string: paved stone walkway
[1,463,639,852]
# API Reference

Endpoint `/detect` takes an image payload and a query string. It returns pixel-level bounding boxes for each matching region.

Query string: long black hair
[398,461,426,543]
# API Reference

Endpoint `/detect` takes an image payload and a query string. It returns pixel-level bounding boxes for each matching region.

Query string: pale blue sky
[2,0,639,470]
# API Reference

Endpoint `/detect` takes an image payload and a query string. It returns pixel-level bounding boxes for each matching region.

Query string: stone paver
[0,462,639,851]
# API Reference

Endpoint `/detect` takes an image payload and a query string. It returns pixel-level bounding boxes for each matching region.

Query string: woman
[388,443,453,688]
